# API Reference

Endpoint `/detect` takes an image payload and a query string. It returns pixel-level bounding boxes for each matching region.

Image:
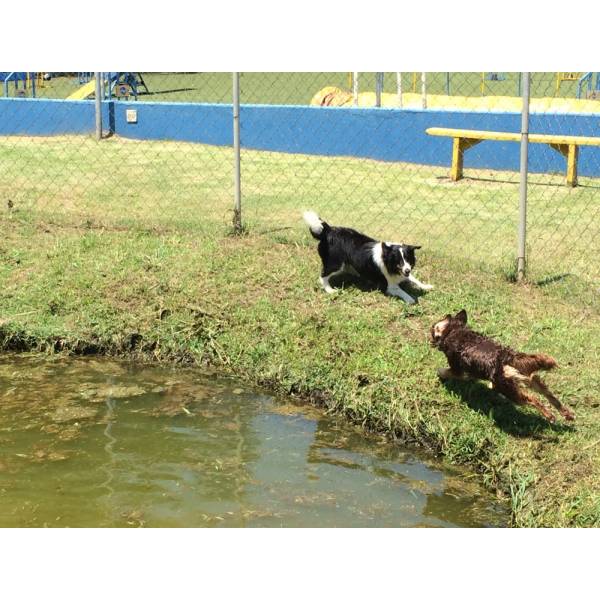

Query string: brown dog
[430,309,575,423]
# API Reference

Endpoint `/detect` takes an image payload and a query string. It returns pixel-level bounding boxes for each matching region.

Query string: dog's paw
[421,284,434,291]
[562,408,576,421]
[437,367,451,380]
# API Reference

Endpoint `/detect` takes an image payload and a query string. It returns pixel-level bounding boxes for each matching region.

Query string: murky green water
[0,355,507,527]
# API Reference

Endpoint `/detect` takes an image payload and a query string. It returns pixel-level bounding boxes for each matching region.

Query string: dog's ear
[455,309,468,324]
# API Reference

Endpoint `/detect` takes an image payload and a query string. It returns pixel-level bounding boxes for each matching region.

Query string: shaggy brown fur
[430,309,575,423]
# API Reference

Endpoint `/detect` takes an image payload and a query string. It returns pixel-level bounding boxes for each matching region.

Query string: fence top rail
[426,127,600,146]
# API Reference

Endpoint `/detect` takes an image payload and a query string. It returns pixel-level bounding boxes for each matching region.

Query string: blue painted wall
[0,98,97,135]
[1,97,600,178]
[111,101,232,146]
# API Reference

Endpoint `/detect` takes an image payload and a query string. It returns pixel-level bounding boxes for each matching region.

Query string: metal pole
[517,72,530,281]
[94,72,102,140]
[421,72,427,109]
[396,72,402,107]
[232,72,242,233]
[375,72,383,107]
[353,71,359,106]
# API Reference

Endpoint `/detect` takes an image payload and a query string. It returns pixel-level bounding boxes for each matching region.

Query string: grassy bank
[2,216,600,526]
[1,135,600,526]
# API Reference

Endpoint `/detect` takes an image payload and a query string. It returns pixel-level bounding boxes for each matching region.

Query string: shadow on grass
[141,88,196,97]
[535,273,571,287]
[329,273,430,302]
[441,379,571,438]
[436,175,600,191]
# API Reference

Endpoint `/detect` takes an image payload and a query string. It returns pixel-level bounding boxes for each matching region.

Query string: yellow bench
[426,127,600,187]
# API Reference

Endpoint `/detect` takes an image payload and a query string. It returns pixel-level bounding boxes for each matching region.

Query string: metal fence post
[232,72,242,233]
[375,72,383,107]
[517,72,530,281]
[396,72,403,108]
[94,72,102,140]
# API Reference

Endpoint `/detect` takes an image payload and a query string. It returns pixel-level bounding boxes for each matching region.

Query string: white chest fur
[371,242,406,285]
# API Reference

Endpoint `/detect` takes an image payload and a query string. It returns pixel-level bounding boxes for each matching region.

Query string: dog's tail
[512,352,558,376]
[303,210,330,240]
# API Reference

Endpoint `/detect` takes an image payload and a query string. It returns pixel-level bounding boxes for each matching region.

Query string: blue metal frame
[93,72,147,101]
[2,72,36,98]
[576,73,600,99]
[77,72,93,85]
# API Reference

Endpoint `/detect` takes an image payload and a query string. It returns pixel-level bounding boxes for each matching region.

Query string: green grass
[1,134,600,527]
[2,135,598,284]
[6,72,585,103]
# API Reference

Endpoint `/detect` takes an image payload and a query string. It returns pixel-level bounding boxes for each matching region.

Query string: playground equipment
[394,73,519,97]
[576,72,600,99]
[67,72,149,101]
[481,72,504,94]
[311,84,600,114]
[107,72,148,100]
[556,72,582,94]
[554,72,600,99]
[326,73,600,109]
[344,73,598,103]
[1,72,43,97]
[346,73,428,109]
[77,72,93,84]
[67,79,97,100]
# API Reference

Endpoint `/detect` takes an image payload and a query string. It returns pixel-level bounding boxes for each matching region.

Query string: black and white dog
[303,211,433,304]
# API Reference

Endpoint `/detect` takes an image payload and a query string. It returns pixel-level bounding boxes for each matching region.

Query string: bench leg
[451,137,464,181]
[567,144,578,187]
[450,137,482,182]
[550,143,579,187]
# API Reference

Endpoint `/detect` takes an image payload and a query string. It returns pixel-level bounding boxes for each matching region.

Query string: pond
[0,355,507,527]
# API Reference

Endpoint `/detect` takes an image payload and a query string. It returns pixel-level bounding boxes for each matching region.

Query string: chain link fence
[1,71,599,288]
[0,72,234,233]
[524,74,600,285]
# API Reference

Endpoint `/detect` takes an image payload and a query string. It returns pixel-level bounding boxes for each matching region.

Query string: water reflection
[0,355,507,527]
